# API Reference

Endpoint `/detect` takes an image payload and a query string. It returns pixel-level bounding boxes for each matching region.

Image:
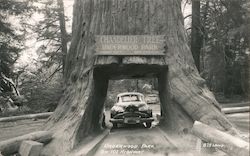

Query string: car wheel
[102,115,106,128]
[149,112,153,117]
[112,123,118,128]
[146,122,152,128]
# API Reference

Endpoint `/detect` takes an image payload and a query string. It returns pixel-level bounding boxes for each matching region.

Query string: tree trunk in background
[191,0,202,72]
[204,42,226,93]
[199,1,209,73]
[247,55,250,97]
[242,54,250,97]
[57,0,68,75]
[42,0,237,154]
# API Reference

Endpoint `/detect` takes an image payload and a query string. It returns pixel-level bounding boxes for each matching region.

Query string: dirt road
[93,110,249,156]
[94,126,177,156]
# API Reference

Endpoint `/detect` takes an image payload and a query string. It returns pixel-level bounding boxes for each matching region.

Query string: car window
[121,95,140,102]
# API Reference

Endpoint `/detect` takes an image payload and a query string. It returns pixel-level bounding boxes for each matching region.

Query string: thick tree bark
[42,0,237,154]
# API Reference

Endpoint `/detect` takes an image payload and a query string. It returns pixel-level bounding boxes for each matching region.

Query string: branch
[0,73,20,96]
[44,64,63,82]
[184,14,192,20]
[186,27,192,31]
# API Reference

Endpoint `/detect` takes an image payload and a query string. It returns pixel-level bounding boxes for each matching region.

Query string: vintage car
[110,92,154,128]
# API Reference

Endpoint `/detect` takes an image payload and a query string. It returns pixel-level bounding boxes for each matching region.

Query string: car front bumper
[110,117,154,124]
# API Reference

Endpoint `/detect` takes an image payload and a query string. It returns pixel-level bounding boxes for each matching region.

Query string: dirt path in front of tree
[94,126,178,156]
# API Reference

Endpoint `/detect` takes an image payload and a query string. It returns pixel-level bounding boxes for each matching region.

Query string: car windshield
[121,95,141,102]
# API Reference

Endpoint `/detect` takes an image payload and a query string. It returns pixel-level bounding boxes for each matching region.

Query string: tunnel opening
[90,64,171,131]
[104,78,161,129]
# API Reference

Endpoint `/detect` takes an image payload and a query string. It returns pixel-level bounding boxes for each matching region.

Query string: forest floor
[0,119,46,141]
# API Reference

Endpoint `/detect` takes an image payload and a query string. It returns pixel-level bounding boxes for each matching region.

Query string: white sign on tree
[95,35,166,56]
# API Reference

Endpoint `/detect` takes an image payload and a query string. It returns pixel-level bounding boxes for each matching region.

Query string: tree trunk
[0,131,52,155]
[42,0,237,154]
[191,0,202,72]
[199,1,209,73]
[57,0,68,75]
[191,121,249,156]
[0,112,52,122]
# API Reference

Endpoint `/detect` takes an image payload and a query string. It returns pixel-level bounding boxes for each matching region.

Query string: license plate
[124,118,140,124]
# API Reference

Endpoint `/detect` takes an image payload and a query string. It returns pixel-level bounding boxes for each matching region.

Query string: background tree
[13,0,70,115]
[0,0,34,94]
[187,0,250,98]
[190,0,202,72]
[0,0,69,115]
[33,0,70,78]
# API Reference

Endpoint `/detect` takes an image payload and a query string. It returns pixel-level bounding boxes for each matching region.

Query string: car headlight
[111,106,124,113]
[139,105,148,111]
[139,105,152,114]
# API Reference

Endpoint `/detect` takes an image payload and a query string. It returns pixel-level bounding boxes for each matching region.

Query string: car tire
[149,112,153,117]
[102,114,106,128]
[146,122,152,128]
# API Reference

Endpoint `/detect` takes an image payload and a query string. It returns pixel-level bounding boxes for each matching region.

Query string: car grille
[114,112,149,119]
[124,113,140,117]
[125,105,138,112]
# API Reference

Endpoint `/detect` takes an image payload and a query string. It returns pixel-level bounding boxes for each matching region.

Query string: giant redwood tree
[42,0,237,154]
